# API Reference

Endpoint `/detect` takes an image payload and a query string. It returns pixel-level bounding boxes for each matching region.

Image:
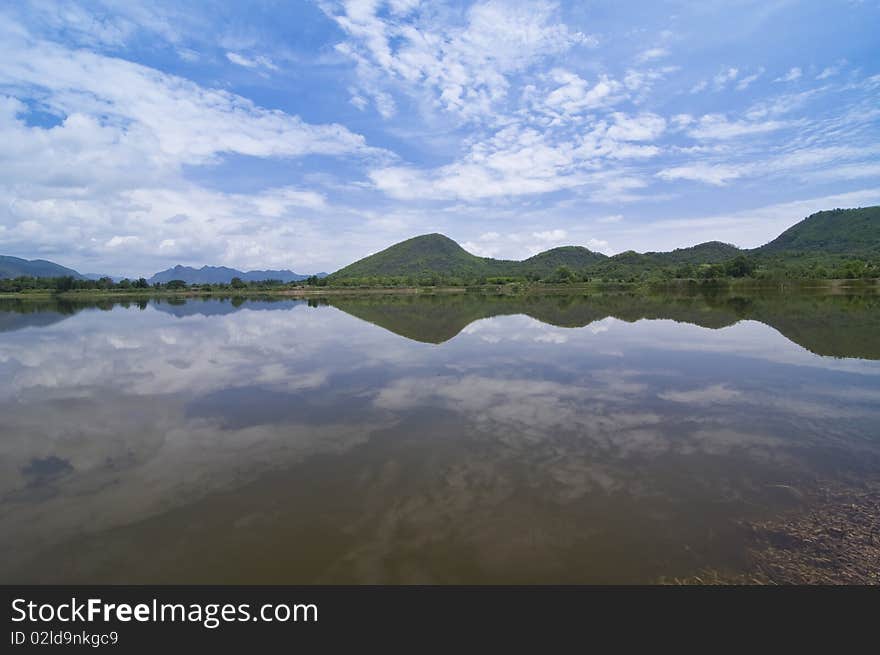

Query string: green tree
[724,255,755,278]
[550,265,576,283]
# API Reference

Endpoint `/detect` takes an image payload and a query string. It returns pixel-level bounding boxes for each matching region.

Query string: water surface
[1,291,878,583]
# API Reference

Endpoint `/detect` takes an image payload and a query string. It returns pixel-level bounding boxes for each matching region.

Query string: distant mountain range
[0,257,326,283]
[329,206,880,282]
[147,265,327,285]
[83,273,123,282]
[2,206,878,283]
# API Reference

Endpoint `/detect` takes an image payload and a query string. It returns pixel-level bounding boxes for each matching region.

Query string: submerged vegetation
[674,480,880,585]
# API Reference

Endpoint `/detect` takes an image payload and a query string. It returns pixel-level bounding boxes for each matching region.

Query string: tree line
[2,254,877,294]
[0,275,293,293]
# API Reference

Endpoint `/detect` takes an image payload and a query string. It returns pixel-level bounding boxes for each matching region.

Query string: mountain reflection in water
[0,290,878,583]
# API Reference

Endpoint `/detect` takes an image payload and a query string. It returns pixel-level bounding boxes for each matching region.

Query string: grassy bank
[1,277,877,302]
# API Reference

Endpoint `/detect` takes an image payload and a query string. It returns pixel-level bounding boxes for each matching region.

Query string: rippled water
[1,291,878,583]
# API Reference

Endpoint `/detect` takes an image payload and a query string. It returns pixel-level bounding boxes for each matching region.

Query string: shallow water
[1,291,879,583]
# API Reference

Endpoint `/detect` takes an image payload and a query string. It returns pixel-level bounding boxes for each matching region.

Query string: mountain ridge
[2,206,878,283]
[0,255,85,280]
[327,206,879,282]
[147,265,325,285]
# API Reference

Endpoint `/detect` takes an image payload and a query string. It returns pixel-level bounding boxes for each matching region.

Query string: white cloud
[688,114,788,140]
[2,1,879,276]
[775,67,802,82]
[105,235,140,248]
[349,93,368,110]
[636,47,668,63]
[712,66,739,90]
[0,34,375,166]
[177,48,200,62]
[800,161,880,182]
[656,164,744,186]
[462,228,613,259]
[326,0,594,122]
[639,188,880,249]
[735,68,763,91]
[586,238,612,254]
[226,51,279,72]
[369,115,663,201]
[533,229,567,241]
[606,112,666,141]
[542,70,625,115]
[816,62,844,80]
[659,384,742,404]
[0,20,387,274]
[656,141,880,189]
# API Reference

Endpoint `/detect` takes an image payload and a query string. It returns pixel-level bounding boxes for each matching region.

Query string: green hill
[588,241,743,279]
[327,206,879,284]
[0,255,84,279]
[328,235,610,284]
[755,206,880,256]
[521,246,608,273]
[329,234,495,280]
[651,241,742,264]
[327,234,746,285]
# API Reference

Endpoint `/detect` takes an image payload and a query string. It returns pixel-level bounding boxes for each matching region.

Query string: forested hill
[328,233,513,280]
[754,207,880,256]
[326,206,880,284]
[327,233,608,283]
[0,255,84,279]
[3,206,878,286]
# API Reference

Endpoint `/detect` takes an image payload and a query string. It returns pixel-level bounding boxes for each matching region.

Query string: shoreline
[672,479,880,585]
[1,278,877,302]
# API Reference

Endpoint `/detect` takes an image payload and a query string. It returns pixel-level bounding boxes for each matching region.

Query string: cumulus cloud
[462,228,613,259]
[542,69,625,115]
[2,1,880,273]
[0,18,389,273]
[606,112,666,141]
[0,35,373,165]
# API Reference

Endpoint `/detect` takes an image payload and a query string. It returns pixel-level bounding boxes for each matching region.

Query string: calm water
[1,291,879,583]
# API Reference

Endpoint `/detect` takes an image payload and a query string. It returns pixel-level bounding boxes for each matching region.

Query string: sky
[0,0,878,277]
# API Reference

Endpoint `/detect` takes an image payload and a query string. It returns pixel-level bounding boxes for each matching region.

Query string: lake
[1,289,879,583]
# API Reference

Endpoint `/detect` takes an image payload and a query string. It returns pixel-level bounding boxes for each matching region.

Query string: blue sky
[0,0,878,276]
